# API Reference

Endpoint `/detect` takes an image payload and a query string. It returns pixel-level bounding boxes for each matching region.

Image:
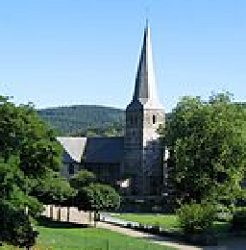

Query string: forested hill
[37,105,125,136]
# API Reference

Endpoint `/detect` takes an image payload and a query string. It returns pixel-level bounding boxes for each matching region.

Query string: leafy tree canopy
[69,170,96,190]
[76,183,120,213]
[162,92,246,205]
[0,96,61,175]
[32,170,76,206]
[69,169,120,227]
[0,96,73,246]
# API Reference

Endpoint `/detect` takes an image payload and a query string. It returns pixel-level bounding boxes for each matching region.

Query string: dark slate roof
[57,137,124,164]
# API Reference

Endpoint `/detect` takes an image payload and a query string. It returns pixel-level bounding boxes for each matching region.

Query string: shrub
[177,202,216,234]
[231,207,246,230]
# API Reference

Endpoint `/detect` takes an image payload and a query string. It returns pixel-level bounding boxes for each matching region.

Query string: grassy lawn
[111,213,180,230]
[37,227,175,249]
[111,213,230,235]
[0,217,175,250]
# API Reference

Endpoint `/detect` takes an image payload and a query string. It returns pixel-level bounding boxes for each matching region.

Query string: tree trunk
[93,211,97,227]
[93,211,100,227]
[57,206,61,221]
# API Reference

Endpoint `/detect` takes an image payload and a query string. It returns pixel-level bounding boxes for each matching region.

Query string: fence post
[57,206,61,221]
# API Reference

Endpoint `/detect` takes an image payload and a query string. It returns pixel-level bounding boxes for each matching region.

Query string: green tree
[74,183,120,227]
[66,169,97,222]
[0,156,41,247]
[0,201,38,249]
[32,170,74,206]
[33,171,75,220]
[69,170,96,189]
[0,96,62,175]
[0,96,70,246]
[162,93,246,205]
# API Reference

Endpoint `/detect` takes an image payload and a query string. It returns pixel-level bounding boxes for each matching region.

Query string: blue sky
[0,0,245,112]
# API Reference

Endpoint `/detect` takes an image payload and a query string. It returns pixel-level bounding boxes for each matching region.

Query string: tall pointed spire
[124,22,165,196]
[129,22,163,110]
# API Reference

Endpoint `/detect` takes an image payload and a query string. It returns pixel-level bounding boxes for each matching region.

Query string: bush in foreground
[177,202,216,234]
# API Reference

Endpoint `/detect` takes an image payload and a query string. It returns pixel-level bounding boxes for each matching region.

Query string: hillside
[38,105,125,136]
[38,101,243,137]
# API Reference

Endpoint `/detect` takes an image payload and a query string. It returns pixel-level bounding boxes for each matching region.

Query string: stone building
[58,23,165,197]
[58,136,124,186]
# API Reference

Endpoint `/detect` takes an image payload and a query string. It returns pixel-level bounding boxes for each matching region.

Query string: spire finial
[146,17,149,29]
[145,4,150,28]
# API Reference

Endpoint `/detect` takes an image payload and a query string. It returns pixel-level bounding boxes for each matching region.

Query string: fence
[42,205,94,224]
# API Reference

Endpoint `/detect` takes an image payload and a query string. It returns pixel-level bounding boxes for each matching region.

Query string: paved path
[203,238,246,250]
[98,221,201,250]
[98,221,246,250]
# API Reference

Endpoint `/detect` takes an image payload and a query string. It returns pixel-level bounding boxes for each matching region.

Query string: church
[58,23,166,198]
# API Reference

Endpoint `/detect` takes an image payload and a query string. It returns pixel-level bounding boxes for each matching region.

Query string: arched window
[153,115,156,124]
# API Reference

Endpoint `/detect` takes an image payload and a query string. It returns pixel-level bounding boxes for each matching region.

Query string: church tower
[123,23,165,196]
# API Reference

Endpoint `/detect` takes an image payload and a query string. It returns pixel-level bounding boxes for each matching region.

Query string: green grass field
[111,213,230,236]
[37,226,174,249]
[0,217,175,250]
[111,213,180,230]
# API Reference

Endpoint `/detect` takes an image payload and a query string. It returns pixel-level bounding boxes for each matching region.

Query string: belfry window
[130,116,134,125]
[68,163,74,175]
[153,115,156,124]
